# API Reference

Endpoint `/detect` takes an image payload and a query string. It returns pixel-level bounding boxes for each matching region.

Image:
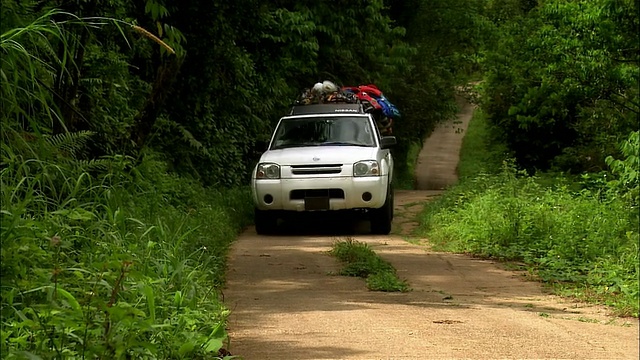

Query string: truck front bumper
[252,176,388,211]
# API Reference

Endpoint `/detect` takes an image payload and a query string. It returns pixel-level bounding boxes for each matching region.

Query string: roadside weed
[577,317,600,324]
[329,238,410,292]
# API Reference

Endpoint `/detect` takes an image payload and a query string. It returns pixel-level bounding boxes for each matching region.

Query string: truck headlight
[256,163,280,179]
[353,160,380,177]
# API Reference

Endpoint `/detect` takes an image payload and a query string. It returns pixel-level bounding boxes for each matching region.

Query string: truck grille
[290,189,345,200]
[290,164,343,175]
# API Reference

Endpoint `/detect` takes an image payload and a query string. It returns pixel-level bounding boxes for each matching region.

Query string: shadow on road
[227,338,371,360]
[270,211,373,236]
[226,239,548,315]
[224,234,604,358]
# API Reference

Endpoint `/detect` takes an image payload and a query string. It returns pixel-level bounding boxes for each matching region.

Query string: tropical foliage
[1,0,477,357]
[480,0,639,173]
[420,0,638,317]
[3,0,638,357]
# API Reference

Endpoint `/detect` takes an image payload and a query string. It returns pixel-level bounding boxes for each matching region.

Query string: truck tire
[255,208,277,235]
[370,187,393,235]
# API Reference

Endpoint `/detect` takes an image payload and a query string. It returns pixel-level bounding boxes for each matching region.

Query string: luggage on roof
[294,81,400,135]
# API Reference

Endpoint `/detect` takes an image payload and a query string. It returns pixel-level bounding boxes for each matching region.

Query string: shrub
[0,149,252,359]
[419,114,639,316]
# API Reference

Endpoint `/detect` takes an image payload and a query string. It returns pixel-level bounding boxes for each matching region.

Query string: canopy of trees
[2,0,475,187]
[1,0,475,357]
[480,0,639,173]
[2,0,637,357]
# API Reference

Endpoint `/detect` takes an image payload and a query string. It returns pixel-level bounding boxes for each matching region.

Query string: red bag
[358,84,382,98]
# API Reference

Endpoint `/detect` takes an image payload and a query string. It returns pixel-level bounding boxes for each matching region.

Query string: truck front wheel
[255,208,278,235]
[370,187,393,235]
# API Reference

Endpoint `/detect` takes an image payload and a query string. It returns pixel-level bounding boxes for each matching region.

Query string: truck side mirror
[380,136,397,149]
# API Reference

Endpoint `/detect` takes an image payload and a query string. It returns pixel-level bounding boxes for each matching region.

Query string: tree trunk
[131,55,183,149]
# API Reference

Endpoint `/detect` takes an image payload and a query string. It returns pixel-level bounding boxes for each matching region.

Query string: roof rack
[289,103,364,116]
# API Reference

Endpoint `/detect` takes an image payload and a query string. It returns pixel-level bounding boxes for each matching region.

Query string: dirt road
[224,101,639,359]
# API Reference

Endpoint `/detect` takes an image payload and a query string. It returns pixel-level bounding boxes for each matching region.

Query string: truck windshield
[270,116,375,150]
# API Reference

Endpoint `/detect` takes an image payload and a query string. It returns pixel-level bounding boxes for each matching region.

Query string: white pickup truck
[251,103,396,235]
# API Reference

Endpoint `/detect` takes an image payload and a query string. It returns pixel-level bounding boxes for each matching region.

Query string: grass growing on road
[394,140,422,190]
[329,238,410,292]
[456,109,509,180]
[418,111,639,317]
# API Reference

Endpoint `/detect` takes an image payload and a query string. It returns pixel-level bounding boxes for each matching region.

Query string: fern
[174,121,210,157]
[44,130,95,159]
[75,158,111,172]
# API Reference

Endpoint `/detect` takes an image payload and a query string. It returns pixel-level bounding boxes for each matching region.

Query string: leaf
[56,287,82,315]
[141,284,155,323]
[209,321,226,339]
[15,351,43,360]
[178,341,195,356]
[67,208,95,221]
[203,338,223,353]
[0,329,11,344]
[13,309,30,322]
[44,130,94,158]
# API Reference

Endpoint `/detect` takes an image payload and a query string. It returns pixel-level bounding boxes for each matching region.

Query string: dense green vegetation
[2,0,638,357]
[329,239,410,292]
[419,0,638,317]
[1,0,476,357]
[1,148,254,357]
[480,0,638,173]
[420,111,638,317]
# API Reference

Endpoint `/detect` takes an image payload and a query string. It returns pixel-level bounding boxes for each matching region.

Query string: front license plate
[304,197,330,211]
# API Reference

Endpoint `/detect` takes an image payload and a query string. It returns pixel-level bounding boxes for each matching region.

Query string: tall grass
[1,149,253,358]
[419,111,639,317]
[1,9,252,358]
[1,8,71,134]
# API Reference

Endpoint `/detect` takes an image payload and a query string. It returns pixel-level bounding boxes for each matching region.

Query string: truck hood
[260,146,378,165]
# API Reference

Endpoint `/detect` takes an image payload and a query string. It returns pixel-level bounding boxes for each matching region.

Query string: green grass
[394,140,422,190]
[329,238,410,292]
[418,110,639,317]
[456,110,509,179]
[0,11,255,358]
[0,150,253,358]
